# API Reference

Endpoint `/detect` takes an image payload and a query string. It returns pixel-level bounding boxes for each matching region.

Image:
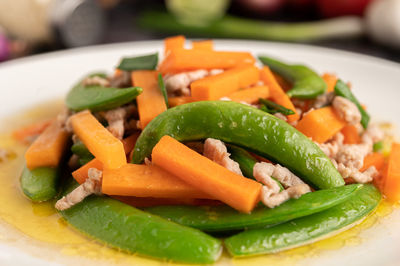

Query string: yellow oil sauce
[0,102,396,265]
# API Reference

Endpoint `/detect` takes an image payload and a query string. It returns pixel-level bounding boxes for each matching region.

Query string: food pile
[12,36,399,264]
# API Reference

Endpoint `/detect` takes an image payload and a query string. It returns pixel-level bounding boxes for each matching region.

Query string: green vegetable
[71,141,94,166]
[259,56,327,99]
[117,53,158,71]
[373,141,384,152]
[145,184,361,232]
[66,73,143,112]
[138,11,364,42]
[59,180,222,264]
[158,73,169,108]
[132,101,344,189]
[334,79,370,129]
[20,165,59,202]
[227,145,284,191]
[225,184,380,257]
[259,98,295,115]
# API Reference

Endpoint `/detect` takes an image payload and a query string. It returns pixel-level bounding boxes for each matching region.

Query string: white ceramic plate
[0,40,400,266]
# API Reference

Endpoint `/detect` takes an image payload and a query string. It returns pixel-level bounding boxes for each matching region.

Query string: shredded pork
[313,92,335,109]
[82,76,110,87]
[99,104,138,139]
[203,138,242,176]
[55,168,102,211]
[332,96,361,125]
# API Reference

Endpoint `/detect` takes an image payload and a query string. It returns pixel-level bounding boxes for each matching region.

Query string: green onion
[259,98,295,116]
[117,53,158,71]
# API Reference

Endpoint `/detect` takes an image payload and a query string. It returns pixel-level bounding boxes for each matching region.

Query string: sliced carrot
[296,107,346,143]
[260,67,299,122]
[114,68,122,77]
[168,96,195,107]
[272,73,291,91]
[132,70,167,128]
[164,35,185,55]
[159,49,255,74]
[102,164,212,199]
[69,110,126,169]
[13,118,54,144]
[152,136,262,213]
[341,124,361,144]
[24,120,70,170]
[360,152,385,172]
[191,65,259,101]
[322,73,338,93]
[72,158,104,184]
[192,40,213,51]
[226,85,270,104]
[383,143,400,202]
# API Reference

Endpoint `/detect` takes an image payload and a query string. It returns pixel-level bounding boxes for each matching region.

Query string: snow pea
[71,141,94,166]
[59,179,222,264]
[158,73,169,108]
[117,53,158,71]
[132,101,344,189]
[144,184,361,232]
[20,165,59,202]
[334,79,370,129]
[259,98,295,116]
[66,73,143,112]
[259,55,326,99]
[225,184,380,257]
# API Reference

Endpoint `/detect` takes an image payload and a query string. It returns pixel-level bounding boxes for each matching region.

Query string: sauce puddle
[0,102,396,265]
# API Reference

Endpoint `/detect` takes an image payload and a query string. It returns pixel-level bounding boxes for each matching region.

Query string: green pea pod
[227,145,284,191]
[20,165,60,202]
[259,56,326,99]
[225,184,380,257]
[158,73,169,108]
[59,179,222,264]
[132,101,344,189]
[71,141,94,166]
[259,98,295,116]
[66,73,143,112]
[145,184,361,232]
[334,79,370,129]
[117,53,158,71]
[373,141,384,152]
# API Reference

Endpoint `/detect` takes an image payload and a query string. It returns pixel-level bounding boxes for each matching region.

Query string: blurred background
[0,0,400,63]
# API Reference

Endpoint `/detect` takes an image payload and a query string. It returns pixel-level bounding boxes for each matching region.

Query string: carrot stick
[296,106,346,143]
[151,136,262,213]
[102,164,213,199]
[272,73,291,91]
[168,96,195,107]
[164,35,185,55]
[322,73,338,93]
[260,66,299,122]
[191,65,260,101]
[159,49,255,74]
[226,85,270,104]
[69,110,126,169]
[132,70,167,128]
[360,152,385,172]
[13,118,54,144]
[383,143,400,202]
[341,125,361,144]
[192,40,213,50]
[24,120,70,170]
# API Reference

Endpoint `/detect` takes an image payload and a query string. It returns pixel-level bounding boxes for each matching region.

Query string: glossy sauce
[0,103,396,265]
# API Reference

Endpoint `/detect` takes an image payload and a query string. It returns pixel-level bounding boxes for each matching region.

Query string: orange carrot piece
[168,96,195,107]
[341,125,361,144]
[191,65,259,101]
[132,70,167,128]
[226,85,270,104]
[272,73,291,91]
[159,49,255,74]
[296,107,346,143]
[360,152,385,172]
[152,136,262,213]
[322,73,338,93]
[260,67,299,122]
[383,143,400,202]
[13,118,54,144]
[24,120,70,170]
[72,158,104,184]
[70,110,126,169]
[164,35,185,55]
[102,164,212,199]
[192,40,213,50]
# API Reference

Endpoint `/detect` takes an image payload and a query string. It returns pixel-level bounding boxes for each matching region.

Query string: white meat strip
[254,162,307,188]
[102,107,126,140]
[318,132,344,158]
[273,113,288,122]
[55,168,102,211]
[261,184,311,208]
[332,96,361,125]
[313,92,335,109]
[253,163,281,195]
[337,164,377,184]
[57,107,73,133]
[82,76,110,87]
[203,138,242,176]
[164,69,208,95]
